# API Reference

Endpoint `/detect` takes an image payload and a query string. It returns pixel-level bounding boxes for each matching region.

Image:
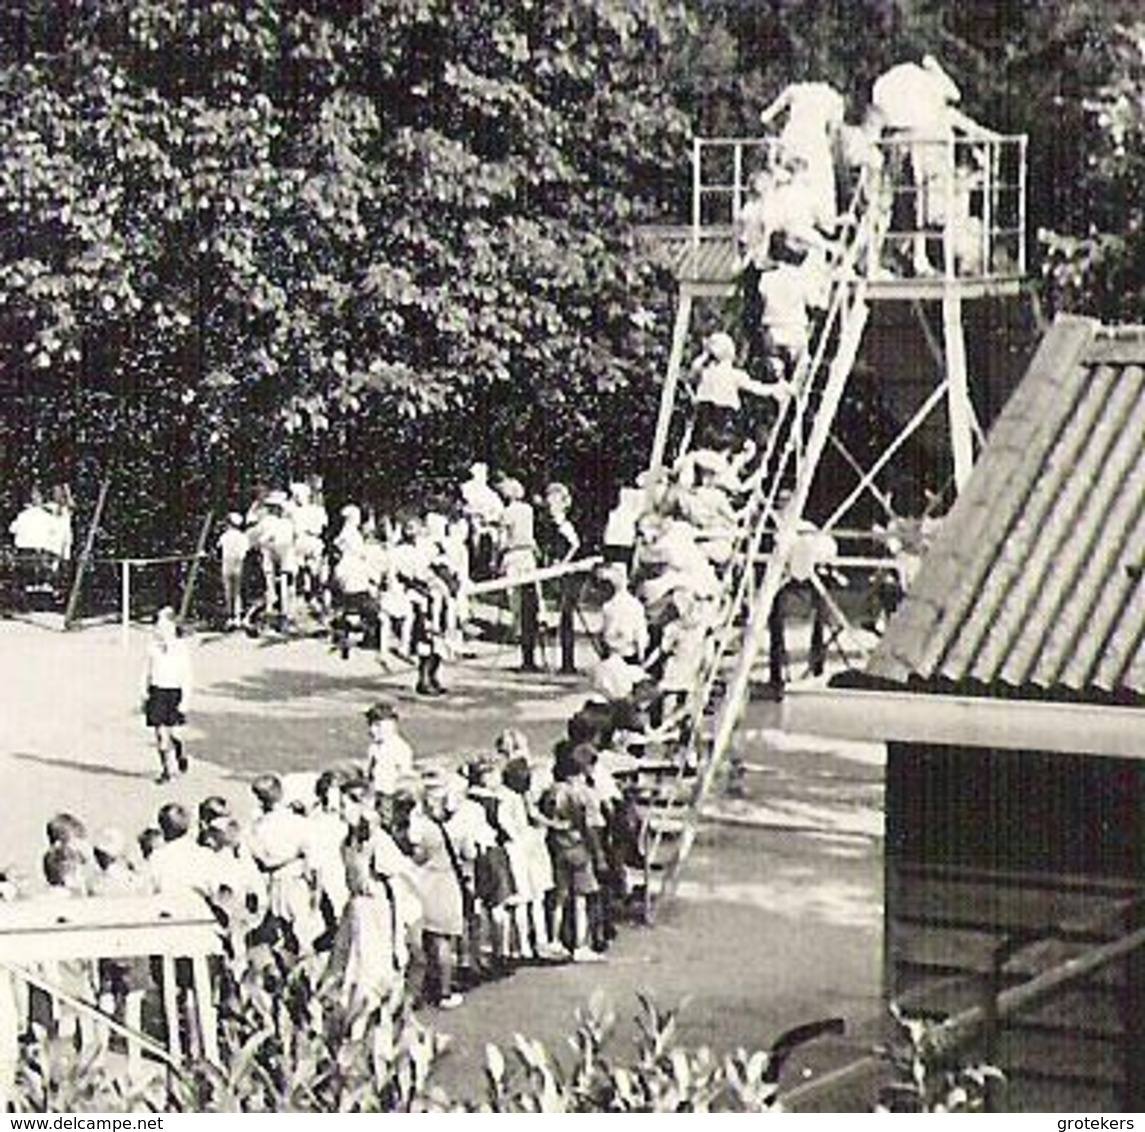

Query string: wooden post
[0,971,16,1114]
[178,510,214,625]
[191,953,218,1063]
[63,474,111,630]
[690,137,702,258]
[161,955,180,1059]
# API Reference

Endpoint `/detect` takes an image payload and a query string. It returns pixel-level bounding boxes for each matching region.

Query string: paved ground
[0,616,887,1105]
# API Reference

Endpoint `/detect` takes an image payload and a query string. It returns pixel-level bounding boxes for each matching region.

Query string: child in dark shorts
[540,741,603,963]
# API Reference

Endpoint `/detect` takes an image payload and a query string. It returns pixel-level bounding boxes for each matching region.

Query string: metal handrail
[636,160,884,906]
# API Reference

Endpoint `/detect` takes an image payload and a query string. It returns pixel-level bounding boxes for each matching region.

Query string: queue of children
[3,693,651,1082]
[593,64,990,714]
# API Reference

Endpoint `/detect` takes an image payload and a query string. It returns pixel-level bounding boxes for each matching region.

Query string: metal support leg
[120,561,131,647]
[943,288,974,492]
[648,290,694,478]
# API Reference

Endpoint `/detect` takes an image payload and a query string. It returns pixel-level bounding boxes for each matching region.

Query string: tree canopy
[0,0,690,547]
[1,0,1142,551]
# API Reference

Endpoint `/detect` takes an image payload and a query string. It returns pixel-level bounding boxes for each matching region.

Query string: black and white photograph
[0,0,1142,1115]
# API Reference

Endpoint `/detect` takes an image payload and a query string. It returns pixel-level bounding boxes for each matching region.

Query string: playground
[9,0,1145,1111]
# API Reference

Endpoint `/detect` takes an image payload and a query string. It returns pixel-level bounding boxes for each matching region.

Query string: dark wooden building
[787,315,1145,1111]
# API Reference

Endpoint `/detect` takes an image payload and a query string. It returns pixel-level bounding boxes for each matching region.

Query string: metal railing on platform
[688,131,1027,286]
[0,892,223,1107]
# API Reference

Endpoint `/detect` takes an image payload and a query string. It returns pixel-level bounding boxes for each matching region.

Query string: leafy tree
[871,1,1145,319]
[0,0,692,550]
[4,0,1142,559]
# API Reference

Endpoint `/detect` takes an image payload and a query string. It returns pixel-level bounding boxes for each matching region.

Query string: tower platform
[646,226,1025,302]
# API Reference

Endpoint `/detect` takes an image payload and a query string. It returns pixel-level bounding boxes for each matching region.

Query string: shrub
[13,944,842,1113]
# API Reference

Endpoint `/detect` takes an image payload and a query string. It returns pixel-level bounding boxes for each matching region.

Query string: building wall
[885,741,1145,1111]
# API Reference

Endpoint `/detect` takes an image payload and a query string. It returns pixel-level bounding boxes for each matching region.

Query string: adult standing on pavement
[460,463,504,582]
[256,491,298,628]
[141,606,192,784]
[496,477,539,673]
[218,512,250,630]
[537,482,581,674]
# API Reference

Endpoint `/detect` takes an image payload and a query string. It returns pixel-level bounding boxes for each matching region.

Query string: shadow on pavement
[11,751,155,782]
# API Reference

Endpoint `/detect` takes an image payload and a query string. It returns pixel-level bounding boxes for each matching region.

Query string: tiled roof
[865,315,1145,704]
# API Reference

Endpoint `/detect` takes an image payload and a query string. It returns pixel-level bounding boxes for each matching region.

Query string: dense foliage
[15,935,985,1114]
[0,0,690,549]
[15,944,821,1113]
[1,0,1142,553]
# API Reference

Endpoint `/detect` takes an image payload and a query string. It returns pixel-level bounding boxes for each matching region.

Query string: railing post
[0,970,15,1113]
[982,137,995,276]
[984,944,1002,1113]
[943,136,956,281]
[691,136,703,260]
[732,141,744,224]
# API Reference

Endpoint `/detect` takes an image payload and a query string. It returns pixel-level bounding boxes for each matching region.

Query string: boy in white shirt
[758,258,816,382]
[364,701,416,823]
[599,564,649,664]
[690,331,789,445]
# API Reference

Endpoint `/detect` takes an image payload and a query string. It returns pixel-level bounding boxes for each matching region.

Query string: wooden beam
[786,923,1145,1112]
[823,379,949,530]
[0,892,221,962]
[63,474,111,629]
[783,687,1145,758]
[178,509,214,623]
[463,556,602,597]
[942,287,975,491]
[940,925,1145,1048]
[0,960,181,1070]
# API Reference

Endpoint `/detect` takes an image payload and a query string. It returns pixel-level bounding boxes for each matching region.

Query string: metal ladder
[636,163,884,917]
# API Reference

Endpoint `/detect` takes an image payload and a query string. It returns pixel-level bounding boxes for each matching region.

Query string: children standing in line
[306,771,350,948]
[40,843,98,1048]
[247,775,319,955]
[409,782,467,1009]
[463,760,517,976]
[323,783,419,1049]
[497,754,560,962]
[690,332,788,448]
[541,741,604,964]
[89,828,152,1079]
